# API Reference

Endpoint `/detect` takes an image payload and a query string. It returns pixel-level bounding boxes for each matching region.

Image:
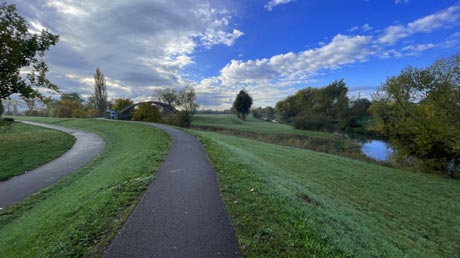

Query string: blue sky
[12,0,460,109]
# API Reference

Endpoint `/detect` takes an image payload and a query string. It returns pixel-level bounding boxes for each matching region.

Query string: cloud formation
[264,0,295,11]
[14,0,243,100]
[11,1,460,110]
[195,5,460,108]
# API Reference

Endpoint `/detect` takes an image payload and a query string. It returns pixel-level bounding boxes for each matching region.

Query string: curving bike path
[0,121,105,209]
[103,122,241,258]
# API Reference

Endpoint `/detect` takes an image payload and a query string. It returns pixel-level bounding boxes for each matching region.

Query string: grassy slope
[193,130,460,258]
[0,122,75,181]
[0,117,169,257]
[192,114,336,139]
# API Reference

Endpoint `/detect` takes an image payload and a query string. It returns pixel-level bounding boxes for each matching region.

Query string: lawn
[0,122,75,181]
[0,117,170,257]
[193,130,460,258]
[192,114,336,139]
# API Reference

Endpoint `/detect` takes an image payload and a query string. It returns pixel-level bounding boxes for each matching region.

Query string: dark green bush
[3,117,14,122]
[165,111,191,128]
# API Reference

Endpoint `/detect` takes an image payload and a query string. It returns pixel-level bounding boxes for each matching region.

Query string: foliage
[232,90,253,120]
[0,99,3,116]
[112,98,134,111]
[57,99,85,118]
[251,107,262,119]
[0,122,74,181]
[0,117,169,257]
[193,130,460,258]
[165,111,192,128]
[177,86,199,114]
[85,108,98,118]
[0,2,59,100]
[131,102,162,122]
[275,80,349,132]
[369,54,460,176]
[265,106,275,120]
[94,68,107,115]
[61,92,83,102]
[85,95,97,110]
[156,88,177,107]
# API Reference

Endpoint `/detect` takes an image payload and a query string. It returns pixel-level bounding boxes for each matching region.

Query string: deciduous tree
[177,87,199,114]
[112,98,133,111]
[369,54,460,176]
[233,90,252,120]
[0,2,59,100]
[94,68,107,115]
[132,103,162,122]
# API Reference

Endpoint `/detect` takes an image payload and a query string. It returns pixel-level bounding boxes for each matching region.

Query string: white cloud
[201,29,244,47]
[219,34,372,87]
[378,5,460,44]
[349,23,373,32]
[264,0,295,11]
[16,0,243,103]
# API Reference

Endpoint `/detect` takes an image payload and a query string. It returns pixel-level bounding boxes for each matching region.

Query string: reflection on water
[360,140,394,161]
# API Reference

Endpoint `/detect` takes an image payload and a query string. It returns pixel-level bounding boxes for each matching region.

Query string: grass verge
[192,114,336,138]
[0,117,170,257]
[0,122,75,181]
[192,130,460,258]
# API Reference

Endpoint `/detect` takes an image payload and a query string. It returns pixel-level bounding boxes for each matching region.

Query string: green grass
[192,114,336,139]
[193,130,460,258]
[0,117,170,257]
[0,122,75,181]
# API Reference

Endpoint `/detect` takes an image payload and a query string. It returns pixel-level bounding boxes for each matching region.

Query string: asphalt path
[0,121,105,209]
[103,122,241,258]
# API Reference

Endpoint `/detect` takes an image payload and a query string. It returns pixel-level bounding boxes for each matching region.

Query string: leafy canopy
[0,1,59,100]
[369,53,460,175]
[233,90,253,120]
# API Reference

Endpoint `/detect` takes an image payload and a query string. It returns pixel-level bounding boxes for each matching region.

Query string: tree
[24,96,37,114]
[112,98,133,111]
[156,88,177,107]
[132,103,162,122]
[61,92,83,102]
[94,68,107,115]
[265,106,275,120]
[57,93,84,118]
[251,107,262,119]
[275,80,350,131]
[0,2,59,100]
[177,86,199,114]
[233,90,253,120]
[369,54,460,176]
[57,99,84,118]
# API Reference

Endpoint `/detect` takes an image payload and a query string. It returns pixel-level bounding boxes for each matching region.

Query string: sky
[11,0,460,110]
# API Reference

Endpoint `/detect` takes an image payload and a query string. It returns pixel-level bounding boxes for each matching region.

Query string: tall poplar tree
[94,68,107,115]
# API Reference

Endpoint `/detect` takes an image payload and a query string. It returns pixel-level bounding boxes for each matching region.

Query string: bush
[165,111,191,128]
[293,113,334,131]
[0,118,14,133]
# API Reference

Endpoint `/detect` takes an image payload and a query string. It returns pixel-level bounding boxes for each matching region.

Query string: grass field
[0,117,169,257]
[192,114,336,139]
[0,122,75,181]
[193,130,460,258]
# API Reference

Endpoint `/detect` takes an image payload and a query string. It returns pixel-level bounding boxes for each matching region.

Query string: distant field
[192,114,336,139]
[0,122,75,181]
[194,130,460,258]
[0,117,169,257]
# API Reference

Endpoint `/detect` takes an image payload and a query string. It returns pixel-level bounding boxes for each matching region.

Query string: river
[360,140,394,161]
